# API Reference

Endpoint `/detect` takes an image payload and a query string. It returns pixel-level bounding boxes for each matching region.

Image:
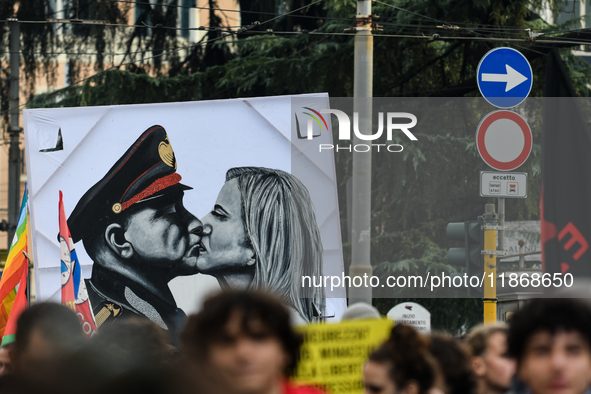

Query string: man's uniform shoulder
[86,278,129,328]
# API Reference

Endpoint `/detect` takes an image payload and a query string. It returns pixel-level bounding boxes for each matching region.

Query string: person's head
[12,303,85,377]
[181,290,302,394]
[0,343,13,377]
[508,298,591,394]
[84,190,203,280]
[364,325,436,394]
[92,317,170,373]
[466,323,515,394]
[198,167,324,322]
[68,125,203,280]
[44,319,175,394]
[429,333,476,394]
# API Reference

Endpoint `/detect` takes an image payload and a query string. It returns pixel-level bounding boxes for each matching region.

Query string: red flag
[59,191,98,337]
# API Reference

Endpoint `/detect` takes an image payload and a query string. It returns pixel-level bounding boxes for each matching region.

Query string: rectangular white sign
[480,171,527,198]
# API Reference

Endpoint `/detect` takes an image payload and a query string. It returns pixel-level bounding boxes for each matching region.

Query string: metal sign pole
[498,197,505,253]
[8,19,21,249]
[483,203,498,323]
[348,0,373,305]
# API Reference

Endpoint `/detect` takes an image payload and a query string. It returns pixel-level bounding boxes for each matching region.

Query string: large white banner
[24,93,345,336]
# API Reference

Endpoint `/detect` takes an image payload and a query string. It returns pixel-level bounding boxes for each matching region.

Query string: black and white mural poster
[24,93,346,339]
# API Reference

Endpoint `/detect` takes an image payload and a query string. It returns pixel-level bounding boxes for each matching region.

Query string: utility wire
[109,0,354,24]
[112,0,325,68]
[108,0,333,18]
[372,1,588,36]
[0,36,284,57]
[1,24,587,58]
[1,16,589,113]
[7,2,591,37]
[5,15,589,40]
[3,29,589,73]
[368,1,552,56]
[1,0,341,30]
[115,0,591,35]
[253,0,323,26]
[204,23,350,100]
[236,29,591,46]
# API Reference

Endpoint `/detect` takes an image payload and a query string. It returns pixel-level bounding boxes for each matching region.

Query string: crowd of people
[0,291,589,394]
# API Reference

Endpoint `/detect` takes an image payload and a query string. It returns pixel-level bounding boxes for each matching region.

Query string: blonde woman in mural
[196,166,325,323]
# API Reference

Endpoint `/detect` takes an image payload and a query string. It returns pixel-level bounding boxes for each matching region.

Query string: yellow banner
[293,319,393,394]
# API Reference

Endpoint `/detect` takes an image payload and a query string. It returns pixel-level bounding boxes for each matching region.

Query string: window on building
[135,0,152,37]
[180,0,197,39]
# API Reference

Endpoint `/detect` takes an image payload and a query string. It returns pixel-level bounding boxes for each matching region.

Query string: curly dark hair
[180,290,303,374]
[369,324,436,394]
[508,298,591,363]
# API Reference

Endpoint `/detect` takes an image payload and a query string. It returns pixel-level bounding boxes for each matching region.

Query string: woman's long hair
[226,167,325,322]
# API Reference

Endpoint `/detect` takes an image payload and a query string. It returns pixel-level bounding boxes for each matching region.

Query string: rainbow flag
[1,258,28,346]
[0,186,29,342]
[59,191,98,337]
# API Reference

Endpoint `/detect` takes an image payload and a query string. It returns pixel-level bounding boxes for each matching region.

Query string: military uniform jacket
[86,267,186,344]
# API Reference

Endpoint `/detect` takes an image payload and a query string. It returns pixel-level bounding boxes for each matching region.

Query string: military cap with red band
[68,125,192,243]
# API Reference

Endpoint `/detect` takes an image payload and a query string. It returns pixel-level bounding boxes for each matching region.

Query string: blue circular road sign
[476,47,533,109]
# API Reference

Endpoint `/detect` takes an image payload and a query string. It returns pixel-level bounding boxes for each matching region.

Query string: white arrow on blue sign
[476,47,533,109]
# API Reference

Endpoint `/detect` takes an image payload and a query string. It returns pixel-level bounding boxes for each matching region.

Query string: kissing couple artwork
[24,94,344,343]
[66,125,325,340]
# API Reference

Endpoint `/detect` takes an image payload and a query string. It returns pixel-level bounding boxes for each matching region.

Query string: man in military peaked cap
[68,125,203,343]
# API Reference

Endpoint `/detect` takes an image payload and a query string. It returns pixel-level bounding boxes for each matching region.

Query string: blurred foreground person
[92,317,171,374]
[363,324,436,394]
[181,290,324,394]
[53,317,176,394]
[430,333,476,394]
[467,324,516,394]
[0,343,13,376]
[508,299,591,394]
[0,303,86,394]
[11,303,85,377]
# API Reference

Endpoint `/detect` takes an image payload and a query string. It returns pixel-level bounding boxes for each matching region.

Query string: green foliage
[323,0,355,14]
[559,50,591,97]
[28,67,219,107]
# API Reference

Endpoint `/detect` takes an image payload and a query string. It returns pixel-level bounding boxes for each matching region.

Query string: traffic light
[446,217,484,295]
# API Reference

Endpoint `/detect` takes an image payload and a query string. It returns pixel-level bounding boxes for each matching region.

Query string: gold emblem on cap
[158,137,176,169]
[112,203,122,214]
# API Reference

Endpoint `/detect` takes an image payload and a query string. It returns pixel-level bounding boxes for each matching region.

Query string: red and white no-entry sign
[476,110,532,171]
